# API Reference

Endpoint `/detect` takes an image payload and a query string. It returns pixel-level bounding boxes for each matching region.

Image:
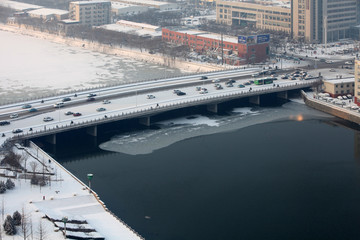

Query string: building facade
[216,0,359,43]
[69,1,111,26]
[323,78,354,98]
[162,28,269,65]
[355,60,360,105]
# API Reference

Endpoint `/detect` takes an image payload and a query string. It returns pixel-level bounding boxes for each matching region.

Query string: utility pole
[221,32,224,65]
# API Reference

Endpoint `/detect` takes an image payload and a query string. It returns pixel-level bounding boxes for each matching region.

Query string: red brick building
[162,28,269,65]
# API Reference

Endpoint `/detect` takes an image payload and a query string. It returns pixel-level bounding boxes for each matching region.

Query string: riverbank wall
[302,91,360,124]
[0,24,228,73]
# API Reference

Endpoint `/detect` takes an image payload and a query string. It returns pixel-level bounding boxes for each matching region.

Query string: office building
[69,0,111,26]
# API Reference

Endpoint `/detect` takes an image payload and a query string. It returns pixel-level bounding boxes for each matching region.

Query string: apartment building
[216,0,359,43]
[111,0,179,11]
[216,0,292,34]
[69,0,111,26]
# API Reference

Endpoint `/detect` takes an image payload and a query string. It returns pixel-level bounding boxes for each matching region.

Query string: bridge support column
[277,91,288,100]
[45,134,56,145]
[139,117,151,126]
[249,95,260,105]
[86,125,97,137]
[207,103,218,113]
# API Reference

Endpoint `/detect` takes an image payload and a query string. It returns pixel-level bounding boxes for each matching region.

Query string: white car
[43,117,54,122]
[147,95,155,99]
[103,100,111,104]
[345,61,353,65]
[212,79,220,83]
[325,60,333,64]
[10,113,19,119]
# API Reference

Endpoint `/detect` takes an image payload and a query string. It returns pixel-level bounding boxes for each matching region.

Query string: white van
[53,102,64,108]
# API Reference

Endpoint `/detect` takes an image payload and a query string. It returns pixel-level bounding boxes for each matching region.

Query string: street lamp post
[87,173,93,194]
[62,216,68,239]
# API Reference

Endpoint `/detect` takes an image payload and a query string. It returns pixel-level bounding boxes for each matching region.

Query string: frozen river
[0,30,182,104]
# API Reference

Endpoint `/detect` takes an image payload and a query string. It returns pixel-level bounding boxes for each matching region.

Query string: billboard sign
[246,36,256,45]
[238,35,247,44]
[257,34,270,44]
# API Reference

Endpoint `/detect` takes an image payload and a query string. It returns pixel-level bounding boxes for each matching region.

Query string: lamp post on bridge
[62,216,68,239]
[87,173,93,194]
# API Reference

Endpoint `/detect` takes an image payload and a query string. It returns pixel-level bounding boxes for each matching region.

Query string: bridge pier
[277,91,288,100]
[249,95,260,105]
[207,103,218,113]
[44,134,56,145]
[86,125,98,137]
[139,116,151,126]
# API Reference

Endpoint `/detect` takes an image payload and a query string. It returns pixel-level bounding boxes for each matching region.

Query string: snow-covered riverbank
[0,141,144,240]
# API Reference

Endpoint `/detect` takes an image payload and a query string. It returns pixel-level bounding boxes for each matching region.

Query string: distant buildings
[216,0,360,43]
[69,0,111,26]
[111,2,149,17]
[27,8,69,20]
[100,20,162,38]
[111,0,179,11]
[162,28,270,65]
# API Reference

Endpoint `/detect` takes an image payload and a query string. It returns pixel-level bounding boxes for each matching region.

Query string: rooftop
[112,0,175,6]
[71,0,110,5]
[28,8,69,16]
[0,0,42,11]
[170,28,239,44]
[219,0,290,9]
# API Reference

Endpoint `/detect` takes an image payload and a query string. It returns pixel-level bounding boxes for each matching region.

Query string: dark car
[73,112,82,117]
[62,97,71,102]
[87,93,97,97]
[12,129,23,134]
[64,111,73,115]
[28,108,37,113]
[201,76,208,80]
[22,104,32,109]
[87,97,95,102]
[177,91,186,96]
[0,121,10,126]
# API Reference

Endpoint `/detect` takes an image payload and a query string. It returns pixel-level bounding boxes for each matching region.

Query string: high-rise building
[355,59,360,105]
[216,0,359,43]
[69,0,111,26]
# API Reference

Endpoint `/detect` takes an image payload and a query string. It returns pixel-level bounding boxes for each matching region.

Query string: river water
[53,100,360,240]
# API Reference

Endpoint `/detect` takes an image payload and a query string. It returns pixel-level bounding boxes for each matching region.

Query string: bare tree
[21,207,31,240]
[36,219,47,240]
[29,162,38,176]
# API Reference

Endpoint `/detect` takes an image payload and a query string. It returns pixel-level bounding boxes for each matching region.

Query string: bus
[254,77,274,85]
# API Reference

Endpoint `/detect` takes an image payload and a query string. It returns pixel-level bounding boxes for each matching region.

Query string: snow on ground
[0,144,143,239]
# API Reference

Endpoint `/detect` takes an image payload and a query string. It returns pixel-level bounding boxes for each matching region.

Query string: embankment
[0,24,227,73]
[302,90,360,124]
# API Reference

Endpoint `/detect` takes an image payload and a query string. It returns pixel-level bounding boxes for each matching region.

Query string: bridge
[0,68,321,145]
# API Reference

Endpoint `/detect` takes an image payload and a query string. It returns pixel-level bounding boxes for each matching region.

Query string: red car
[73,112,82,117]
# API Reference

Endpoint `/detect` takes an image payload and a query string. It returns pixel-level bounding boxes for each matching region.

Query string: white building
[111,2,148,16]
[27,8,69,20]
[0,0,42,11]
[112,0,179,11]
[100,20,162,38]
[69,0,111,26]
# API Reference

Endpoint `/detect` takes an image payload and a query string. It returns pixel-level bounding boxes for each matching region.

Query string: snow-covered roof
[100,23,162,37]
[324,78,354,84]
[27,8,69,16]
[116,20,160,31]
[71,0,110,5]
[113,0,174,6]
[220,0,290,9]
[0,0,42,11]
[111,1,138,8]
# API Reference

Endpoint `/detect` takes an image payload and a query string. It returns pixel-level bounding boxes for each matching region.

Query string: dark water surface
[53,118,360,240]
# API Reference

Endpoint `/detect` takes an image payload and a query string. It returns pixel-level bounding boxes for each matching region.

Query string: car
[226,83,233,87]
[200,76,208,80]
[199,89,208,94]
[196,86,202,91]
[28,108,37,113]
[96,107,106,112]
[252,73,260,77]
[62,97,71,102]
[227,79,236,84]
[329,69,336,72]
[238,84,245,88]
[325,60,333,64]
[215,84,223,90]
[10,113,19,119]
[87,97,95,101]
[73,112,82,117]
[87,93,97,97]
[319,59,326,62]
[53,102,64,108]
[244,82,251,85]
[177,91,186,96]
[281,75,288,79]
[147,95,155,99]
[344,66,353,69]
[212,79,220,83]
[103,100,111,104]
[22,104,31,109]
[43,117,54,122]
[173,90,181,94]
[12,129,23,134]
[64,111,73,115]
[0,121,10,126]
[345,61,353,65]
[249,80,254,84]
[347,94,352,99]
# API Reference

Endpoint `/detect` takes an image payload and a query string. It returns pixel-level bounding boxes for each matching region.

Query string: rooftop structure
[27,8,69,20]
[0,0,42,11]
[100,20,162,37]
[111,2,149,16]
